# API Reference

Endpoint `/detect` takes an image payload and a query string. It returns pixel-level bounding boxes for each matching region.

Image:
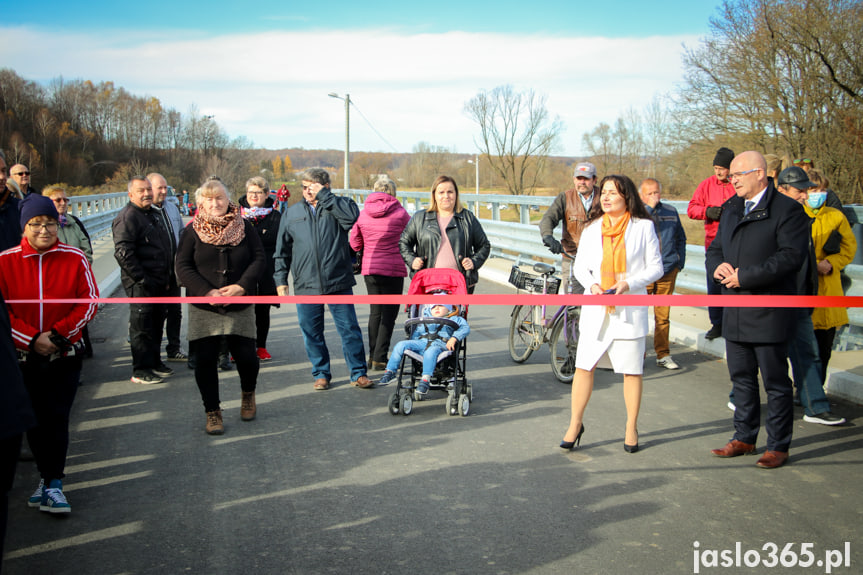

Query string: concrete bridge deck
[3,235,861,575]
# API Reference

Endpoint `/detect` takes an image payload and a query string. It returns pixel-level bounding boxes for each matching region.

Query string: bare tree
[643,95,669,179]
[581,122,612,176]
[465,85,562,195]
[673,0,863,199]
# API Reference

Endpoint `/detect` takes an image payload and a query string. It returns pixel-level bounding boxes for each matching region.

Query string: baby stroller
[387,268,472,417]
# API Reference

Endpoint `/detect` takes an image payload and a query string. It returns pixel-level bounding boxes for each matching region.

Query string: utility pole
[328,93,350,189]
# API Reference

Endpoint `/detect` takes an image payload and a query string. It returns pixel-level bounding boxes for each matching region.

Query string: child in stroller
[378,301,469,396]
[384,268,473,416]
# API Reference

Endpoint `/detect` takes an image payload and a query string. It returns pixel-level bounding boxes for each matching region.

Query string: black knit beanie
[713,147,735,169]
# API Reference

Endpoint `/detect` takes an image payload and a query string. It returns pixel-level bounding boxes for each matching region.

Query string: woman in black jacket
[239,176,282,361]
[399,175,490,293]
[176,180,266,435]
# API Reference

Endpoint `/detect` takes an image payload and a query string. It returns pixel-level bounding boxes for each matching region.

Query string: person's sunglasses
[14,171,30,176]
[793,158,812,165]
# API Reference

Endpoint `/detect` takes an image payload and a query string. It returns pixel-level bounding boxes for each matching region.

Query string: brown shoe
[711,439,756,458]
[313,378,330,390]
[371,361,388,371]
[351,375,374,389]
[756,450,789,469]
[241,391,256,421]
[205,410,224,435]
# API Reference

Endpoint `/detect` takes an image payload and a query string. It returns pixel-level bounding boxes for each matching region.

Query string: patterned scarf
[241,205,273,225]
[193,202,245,246]
[600,211,630,314]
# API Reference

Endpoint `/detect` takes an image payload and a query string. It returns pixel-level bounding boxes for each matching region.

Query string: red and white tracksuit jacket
[0,238,98,351]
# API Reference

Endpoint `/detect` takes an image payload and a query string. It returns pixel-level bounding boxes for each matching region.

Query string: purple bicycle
[507,255,580,383]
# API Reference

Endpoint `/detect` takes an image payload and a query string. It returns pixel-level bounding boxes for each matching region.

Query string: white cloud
[3,26,698,155]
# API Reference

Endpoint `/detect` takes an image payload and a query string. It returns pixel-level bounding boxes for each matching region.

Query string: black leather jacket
[112,202,175,292]
[399,209,491,288]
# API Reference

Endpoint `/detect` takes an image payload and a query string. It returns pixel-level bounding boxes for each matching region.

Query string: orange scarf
[600,212,630,313]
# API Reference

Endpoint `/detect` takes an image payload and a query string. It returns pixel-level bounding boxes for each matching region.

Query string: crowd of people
[0,148,857,568]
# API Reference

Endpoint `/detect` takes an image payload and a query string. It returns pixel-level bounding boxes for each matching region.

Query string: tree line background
[1,0,860,202]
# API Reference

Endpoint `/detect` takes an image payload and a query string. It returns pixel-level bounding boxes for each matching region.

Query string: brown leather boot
[241,391,256,421]
[205,410,224,435]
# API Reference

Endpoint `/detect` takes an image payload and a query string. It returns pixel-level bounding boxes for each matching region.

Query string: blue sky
[13,0,717,36]
[6,1,723,155]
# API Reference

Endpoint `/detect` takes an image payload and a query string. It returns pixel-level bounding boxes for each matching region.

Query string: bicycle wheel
[509,305,537,363]
[549,307,580,383]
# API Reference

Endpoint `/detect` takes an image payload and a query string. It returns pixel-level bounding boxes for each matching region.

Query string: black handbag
[822,229,842,255]
[351,249,363,275]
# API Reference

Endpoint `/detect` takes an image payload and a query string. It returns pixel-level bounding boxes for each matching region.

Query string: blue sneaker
[417,378,430,395]
[40,479,71,514]
[378,370,396,385]
[27,479,44,508]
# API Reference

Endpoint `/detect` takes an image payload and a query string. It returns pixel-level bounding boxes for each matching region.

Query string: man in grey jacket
[274,168,372,390]
[148,173,187,362]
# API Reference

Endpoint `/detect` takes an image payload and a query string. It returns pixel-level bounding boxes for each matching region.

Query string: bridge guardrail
[336,188,863,349]
[68,192,128,241]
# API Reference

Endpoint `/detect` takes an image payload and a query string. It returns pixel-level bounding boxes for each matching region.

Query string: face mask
[807,191,827,209]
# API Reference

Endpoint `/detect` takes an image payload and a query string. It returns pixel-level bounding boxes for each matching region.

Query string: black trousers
[706,267,723,327]
[22,357,81,481]
[0,433,22,572]
[726,339,793,452]
[813,327,836,385]
[254,303,272,349]
[363,275,404,364]
[192,336,258,412]
[163,283,182,355]
[126,283,169,373]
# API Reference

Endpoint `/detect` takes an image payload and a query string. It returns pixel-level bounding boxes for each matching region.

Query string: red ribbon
[5,294,859,308]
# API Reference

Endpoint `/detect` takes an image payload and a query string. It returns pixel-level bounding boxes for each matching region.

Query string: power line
[349,100,400,154]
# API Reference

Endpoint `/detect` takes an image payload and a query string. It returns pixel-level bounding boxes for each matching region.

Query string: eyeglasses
[14,171,30,176]
[793,158,812,165]
[27,222,58,232]
[729,168,761,180]
[246,190,266,195]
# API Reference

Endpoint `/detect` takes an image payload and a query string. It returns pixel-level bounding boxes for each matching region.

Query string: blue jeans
[386,339,448,378]
[296,289,366,381]
[787,310,831,416]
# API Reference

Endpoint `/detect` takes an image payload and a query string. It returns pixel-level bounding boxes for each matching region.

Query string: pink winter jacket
[349,192,411,277]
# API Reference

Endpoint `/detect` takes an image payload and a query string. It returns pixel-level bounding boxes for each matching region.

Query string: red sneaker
[257,348,272,361]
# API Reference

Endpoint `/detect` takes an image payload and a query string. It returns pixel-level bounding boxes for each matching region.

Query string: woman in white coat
[561,174,663,453]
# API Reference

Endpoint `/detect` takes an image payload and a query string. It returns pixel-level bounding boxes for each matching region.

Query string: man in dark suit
[706,151,810,469]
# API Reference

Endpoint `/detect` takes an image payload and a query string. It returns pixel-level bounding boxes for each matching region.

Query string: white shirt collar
[746,186,768,211]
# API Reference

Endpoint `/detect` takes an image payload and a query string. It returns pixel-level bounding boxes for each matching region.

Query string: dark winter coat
[0,192,21,252]
[645,201,687,275]
[112,202,175,292]
[705,182,810,343]
[239,195,282,296]
[273,187,359,295]
[175,219,266,313]
[0,289,36,440]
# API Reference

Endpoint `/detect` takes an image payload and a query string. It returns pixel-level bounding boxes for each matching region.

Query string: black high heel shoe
[624,429,639,453]
[560,424,586,449]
